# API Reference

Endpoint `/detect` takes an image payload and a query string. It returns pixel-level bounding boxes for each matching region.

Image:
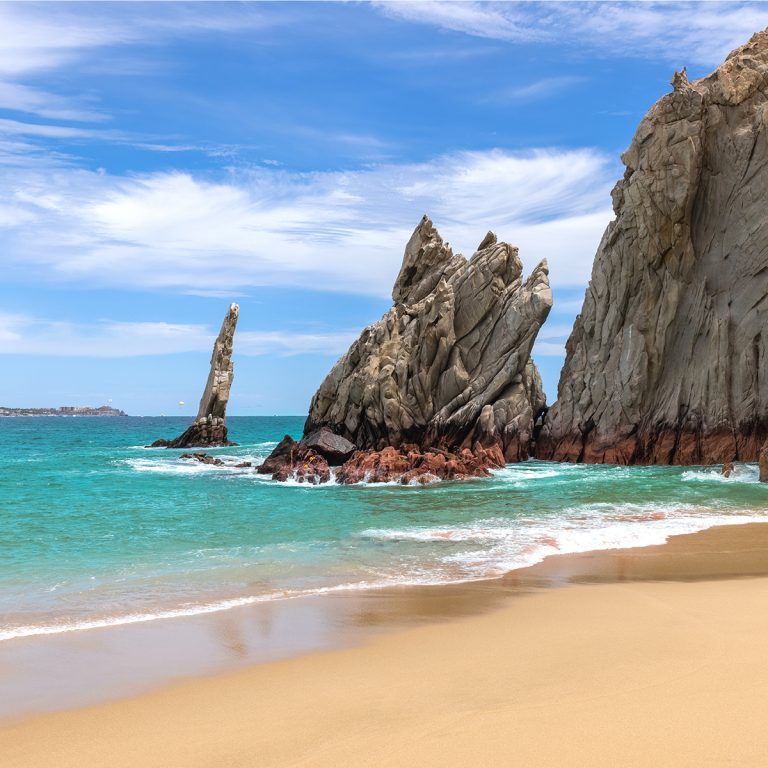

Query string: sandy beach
[2,522,768,767]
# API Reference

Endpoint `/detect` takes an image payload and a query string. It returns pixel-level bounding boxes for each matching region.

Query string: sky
[1,1,767,416]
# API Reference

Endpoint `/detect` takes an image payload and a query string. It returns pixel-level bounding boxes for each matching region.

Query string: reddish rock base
[535,426,768,466]
[258,435,506,485]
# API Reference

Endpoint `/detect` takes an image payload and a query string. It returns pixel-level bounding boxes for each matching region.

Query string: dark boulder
[301,427,356,465]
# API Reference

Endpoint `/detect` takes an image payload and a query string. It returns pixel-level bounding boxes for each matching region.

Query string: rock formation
[760,441,768,482]
[260,216,551,483]
[152,303,239,448]
[537,31,768,465]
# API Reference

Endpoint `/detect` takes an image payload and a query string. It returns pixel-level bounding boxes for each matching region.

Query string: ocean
[3,415,768,643]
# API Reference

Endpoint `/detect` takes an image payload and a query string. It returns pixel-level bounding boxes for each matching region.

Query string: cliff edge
[537,31,768,465]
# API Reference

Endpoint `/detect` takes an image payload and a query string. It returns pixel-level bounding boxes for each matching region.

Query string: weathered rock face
[304,216,551,464]
[257,215,551,484]
[537,31,768,465]
[759,441,768,482]
[152,303,239,448]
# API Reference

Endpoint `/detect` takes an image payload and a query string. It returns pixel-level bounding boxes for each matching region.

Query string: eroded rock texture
[308,216,551,460]
[261,216,551,483]
[152,303,239,448]
[537,31,768,465]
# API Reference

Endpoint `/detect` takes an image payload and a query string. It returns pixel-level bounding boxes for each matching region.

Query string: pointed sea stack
[260,216,552,483]
[152,303,239,448]
[537,30,768,465]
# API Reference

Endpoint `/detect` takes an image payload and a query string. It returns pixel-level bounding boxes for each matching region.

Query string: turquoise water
[2,416,768,641]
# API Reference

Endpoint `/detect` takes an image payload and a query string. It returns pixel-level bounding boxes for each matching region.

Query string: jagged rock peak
[392,215,466,305]
[300,216,552,468]
[151,303,239,449]
[537,29,768,466]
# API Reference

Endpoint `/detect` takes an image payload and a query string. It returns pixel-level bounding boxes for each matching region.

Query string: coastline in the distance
[0,405,127,417]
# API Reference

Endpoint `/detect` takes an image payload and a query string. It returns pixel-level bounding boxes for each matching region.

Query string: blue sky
[1,1,767,416]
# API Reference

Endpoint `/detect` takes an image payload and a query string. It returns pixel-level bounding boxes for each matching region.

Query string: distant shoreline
[0,407,127,418]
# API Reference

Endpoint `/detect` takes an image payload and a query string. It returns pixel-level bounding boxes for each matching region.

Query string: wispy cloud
[0,312,357,358]
[0,146,615,297]
[494,76,585,102]
[377,1,768,66]
[376,1,546,43]
[0,117,111,139]
[0,81,107,122]
[532,321,574,357]
[0,2,284,152]
[238,330,360,357]
[0,3,280,77]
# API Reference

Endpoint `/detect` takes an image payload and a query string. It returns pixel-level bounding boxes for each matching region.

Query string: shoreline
[5,458,765,647]
[2,522,768,733]
[4,522,768,766]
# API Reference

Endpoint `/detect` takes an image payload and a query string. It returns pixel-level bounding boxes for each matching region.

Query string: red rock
[334,444,500,485]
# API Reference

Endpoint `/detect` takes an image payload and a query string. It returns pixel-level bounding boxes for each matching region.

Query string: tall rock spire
[152,303,239,448]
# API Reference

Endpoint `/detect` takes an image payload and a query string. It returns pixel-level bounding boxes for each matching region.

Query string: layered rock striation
[537,31,768,465]
[260,216,552,483]
[152,303,239,448]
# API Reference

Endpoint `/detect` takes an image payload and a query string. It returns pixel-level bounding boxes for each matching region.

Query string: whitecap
[681,463,760,483]
[121,458,253,475]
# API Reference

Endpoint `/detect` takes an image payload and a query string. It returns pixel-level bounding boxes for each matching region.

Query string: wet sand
[3,522,768,767]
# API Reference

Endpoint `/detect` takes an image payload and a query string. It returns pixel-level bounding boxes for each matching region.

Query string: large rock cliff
[307,216,551,461]
[537,31,768,465]
[152,303,239,448]
[260,216,551,483]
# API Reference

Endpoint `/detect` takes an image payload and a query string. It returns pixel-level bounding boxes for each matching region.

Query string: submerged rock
[152,304,239,449]
[180,452,224,466]
[261,216,551,483]
[537,31,768,465]
[179,452,252,469]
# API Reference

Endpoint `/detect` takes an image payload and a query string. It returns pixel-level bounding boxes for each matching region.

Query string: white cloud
[494,76,585,102]
[0,117,109,139]
[376,1,544,43]
[0,3,278,77]
[0,147,615,297]
[0,3,282,145]
[531,322,574,357]
[0,313,357,358]
[377,1,768,66]
[532,341,567,357]
[0,81,107,122]
[238,330,359,357]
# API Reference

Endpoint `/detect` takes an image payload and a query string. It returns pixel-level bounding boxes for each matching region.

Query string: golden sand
[3,523,768,768]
